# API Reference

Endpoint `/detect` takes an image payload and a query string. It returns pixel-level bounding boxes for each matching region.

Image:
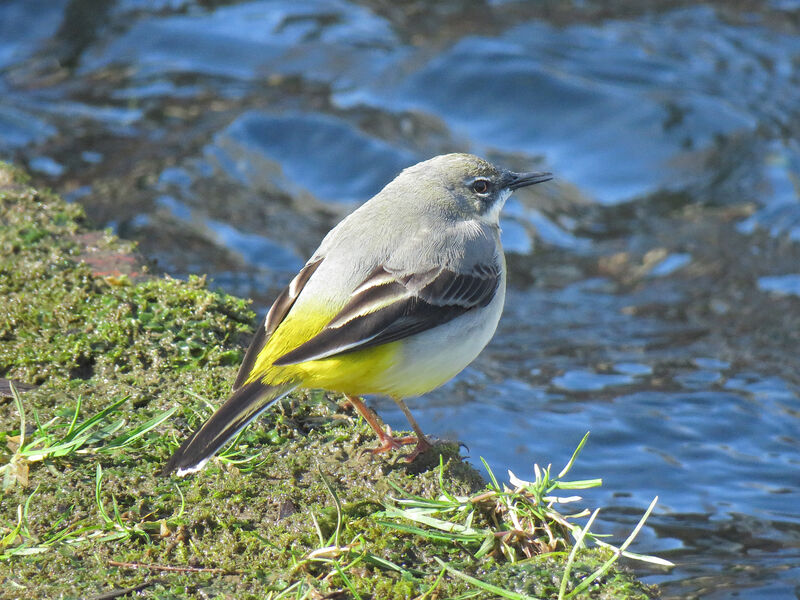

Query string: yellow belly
[244,300,402,395]
[245,292,495,399]
[293,342,400,395]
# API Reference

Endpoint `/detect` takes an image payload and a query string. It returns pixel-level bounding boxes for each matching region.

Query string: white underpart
[478,188,511,226]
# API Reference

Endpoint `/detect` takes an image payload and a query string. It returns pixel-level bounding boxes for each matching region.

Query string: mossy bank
[0,163,660,599]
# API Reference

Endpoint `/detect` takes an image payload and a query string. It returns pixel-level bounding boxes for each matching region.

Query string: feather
[233,257,323,390]
[164,381,296,476]
[272,262,500,366]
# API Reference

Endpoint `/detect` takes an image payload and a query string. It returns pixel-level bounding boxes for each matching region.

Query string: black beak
[506,170,553,190]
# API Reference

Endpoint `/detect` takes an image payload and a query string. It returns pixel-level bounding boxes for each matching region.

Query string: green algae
[0,162,659,599]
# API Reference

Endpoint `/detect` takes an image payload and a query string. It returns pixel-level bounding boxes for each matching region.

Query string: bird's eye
[471,179,490,195]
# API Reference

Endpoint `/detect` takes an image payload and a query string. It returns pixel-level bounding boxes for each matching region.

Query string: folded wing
[272,262,500,366]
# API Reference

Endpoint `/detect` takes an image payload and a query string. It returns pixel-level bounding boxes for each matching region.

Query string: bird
[165,153,552,475]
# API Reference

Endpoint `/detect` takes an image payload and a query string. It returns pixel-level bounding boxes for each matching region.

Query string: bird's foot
[402,436,434,463]
[371,426,433,462]
[371,425,417,454]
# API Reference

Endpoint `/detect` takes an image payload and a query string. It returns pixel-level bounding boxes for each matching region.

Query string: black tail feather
[164,381,295,475]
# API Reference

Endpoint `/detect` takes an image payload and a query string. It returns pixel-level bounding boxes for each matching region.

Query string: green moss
[0,162,658,599]
[0,181,252,385]
[476,553,656,599]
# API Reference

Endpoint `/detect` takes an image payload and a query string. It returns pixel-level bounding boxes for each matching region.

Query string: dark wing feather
[164,381,295,475]
[233,319,267,391]
[233,257,323,390]
[272,263,500,366]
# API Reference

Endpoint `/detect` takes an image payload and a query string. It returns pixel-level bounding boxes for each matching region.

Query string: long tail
[164,381,296,476]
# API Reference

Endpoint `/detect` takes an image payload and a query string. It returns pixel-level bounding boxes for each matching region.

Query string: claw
[371,425,417,454]
[402,436,434,463]
[345,395,434,462]
[371,425,434,462]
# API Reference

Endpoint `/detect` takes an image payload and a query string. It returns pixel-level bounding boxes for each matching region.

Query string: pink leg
[345,395,432,460]
[393,397,433,462]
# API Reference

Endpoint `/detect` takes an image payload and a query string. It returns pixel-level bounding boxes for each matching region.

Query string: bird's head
[393,153,552,225]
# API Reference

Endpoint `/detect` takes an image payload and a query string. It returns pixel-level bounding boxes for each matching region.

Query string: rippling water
[2,1,800,597]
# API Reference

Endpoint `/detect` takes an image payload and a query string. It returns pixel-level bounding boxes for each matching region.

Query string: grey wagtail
[165,153,552,475]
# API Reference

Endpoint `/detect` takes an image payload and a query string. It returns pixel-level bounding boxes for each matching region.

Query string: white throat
[478,188,511,226]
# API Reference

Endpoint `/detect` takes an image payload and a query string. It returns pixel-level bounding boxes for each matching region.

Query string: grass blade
[565,497,666,598]
[102,407,177,452]
[318,469,343,548]
[558,507,600,600]
[557,432,590,479]
[434,557,543,600]
[333,560,362,600]
[374,520,478,543]
[480,457,501,490]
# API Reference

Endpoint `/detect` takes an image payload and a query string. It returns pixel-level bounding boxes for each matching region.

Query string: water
[2,1,800,597]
